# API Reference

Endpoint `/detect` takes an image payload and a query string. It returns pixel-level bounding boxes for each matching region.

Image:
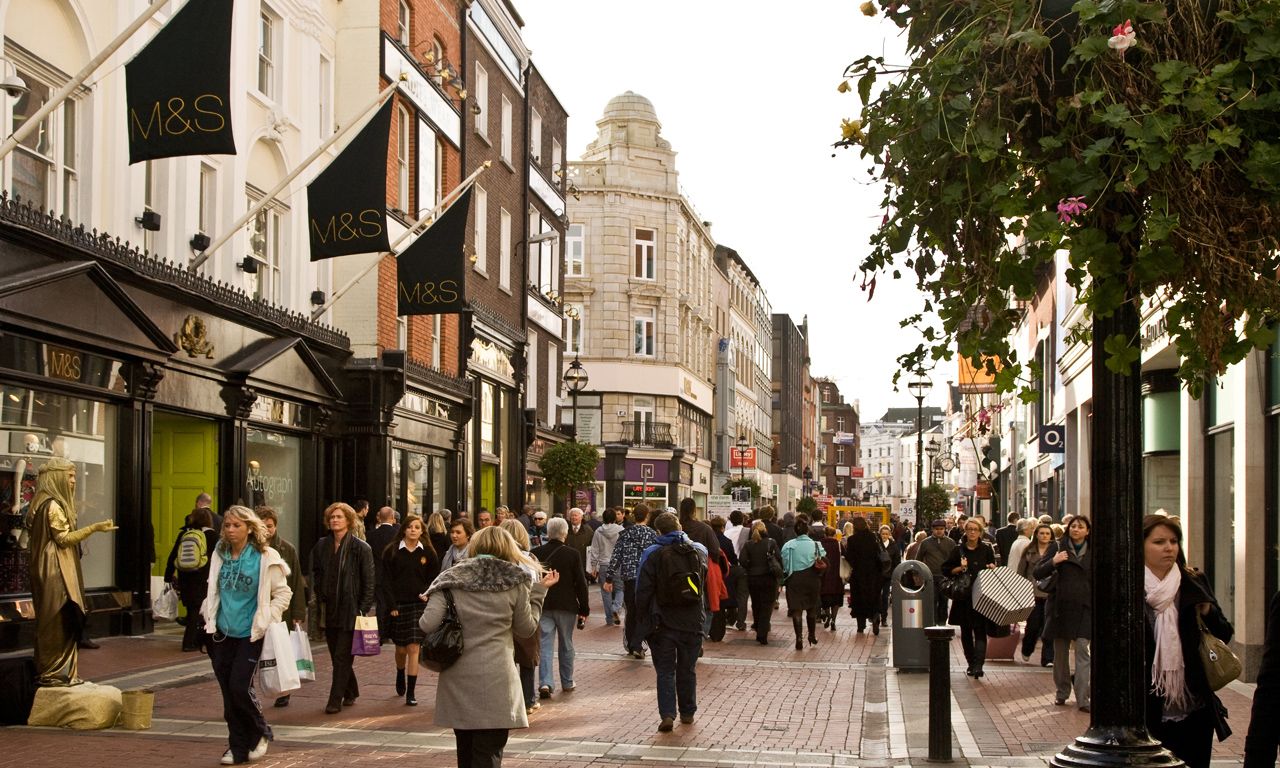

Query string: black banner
[125,0,236,164]
[397,187,472,315]
[307,99,393,261]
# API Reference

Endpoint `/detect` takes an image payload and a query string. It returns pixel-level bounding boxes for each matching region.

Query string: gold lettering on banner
[45,346,82,382]
[398,280,461,307]
[310,209,384,244]
[129,95,229,140]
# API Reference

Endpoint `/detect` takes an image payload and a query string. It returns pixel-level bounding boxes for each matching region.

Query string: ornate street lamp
[925,437,941,485]
[736,433,749,485]
[907,373,931,529]
[563,355,588,442]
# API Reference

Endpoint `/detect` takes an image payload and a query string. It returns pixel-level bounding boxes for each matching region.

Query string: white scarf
[1144,565,1189,711]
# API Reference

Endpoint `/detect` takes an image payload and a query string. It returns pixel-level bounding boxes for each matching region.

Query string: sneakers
[220,751,235,766]
[658,716,674,732]
[1021,654,1031,663]
[248,738,268,760]
[680,714,695,724]
[538,685,552,699]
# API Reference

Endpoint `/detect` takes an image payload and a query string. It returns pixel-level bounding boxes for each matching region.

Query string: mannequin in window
[247,460,266,508]
[8,433,42,548]
[27,457,116,686]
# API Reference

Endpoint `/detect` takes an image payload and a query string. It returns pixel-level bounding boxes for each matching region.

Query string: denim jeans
[598,574,624,624]
[650,628,701,718]
[538,609,577,691]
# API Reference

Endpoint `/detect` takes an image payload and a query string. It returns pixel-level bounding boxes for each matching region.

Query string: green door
[151,412,218,576]
[480,464,497,514]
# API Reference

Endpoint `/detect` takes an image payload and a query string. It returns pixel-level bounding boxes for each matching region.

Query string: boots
[405,675,418,705]
[396,668,406,696]
[793,616,804,650]
[807,614,818,646]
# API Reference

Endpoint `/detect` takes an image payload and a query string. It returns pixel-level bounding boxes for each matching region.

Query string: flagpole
[311,160,490,322]
[189,76,403,272]
[0,0,169,163]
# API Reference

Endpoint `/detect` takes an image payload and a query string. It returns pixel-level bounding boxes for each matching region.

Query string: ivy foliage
[796,495,819,515]
[842,1,1280,395]
[538,441,601,498]
[722,478,762,498]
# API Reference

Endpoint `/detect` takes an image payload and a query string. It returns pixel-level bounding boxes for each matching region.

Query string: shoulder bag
[420,589,464,671]
[812,542,829,572]
[767,541,785,582]
[940,571,972,600]
[1196,613,1241,691]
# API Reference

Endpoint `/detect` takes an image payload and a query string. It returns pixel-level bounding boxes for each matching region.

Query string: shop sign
[624,483,663,495]
[44,344,83,382]
[850,466,865,478]
[816,494,833,512]
[834,432,856,445]
[835,465,850,477]
[975,480,992,499]
[729,447,756,469]
[1,335,123,391]
[679,462,693,486]
[400,390,456,421]
[1038,425,1065,453]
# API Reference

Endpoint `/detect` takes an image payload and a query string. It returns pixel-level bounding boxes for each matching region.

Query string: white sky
[517,0,950,420]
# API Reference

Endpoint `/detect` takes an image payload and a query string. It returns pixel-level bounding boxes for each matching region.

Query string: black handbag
[1035,572,1057,594]
[420,589,464,671]
[767,541,785,582]
[940,572,972,600]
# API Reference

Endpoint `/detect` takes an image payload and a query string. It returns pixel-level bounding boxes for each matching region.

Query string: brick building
[816,378,860,504]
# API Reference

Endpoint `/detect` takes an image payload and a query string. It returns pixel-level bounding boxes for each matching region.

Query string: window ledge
[475,129,491,146]
[473,266,488,277]
[500,157,516,173]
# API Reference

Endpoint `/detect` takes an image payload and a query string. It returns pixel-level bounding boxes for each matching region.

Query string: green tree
[917,484,951,521]
[796,495,819,516]
[538,442,600,513]
[721,478,761,498]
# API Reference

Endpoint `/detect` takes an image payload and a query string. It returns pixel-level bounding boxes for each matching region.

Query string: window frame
[257,8,279,99]
[633,227,656,280]
[396,105,411,213]
[500,95,513,164]
[397,0,411,46]
[8,60,79,218]
[245,189,287,305]
[564,304,583,354]
[530,109,542,162]
[198,163,217,235]
[473,61,489,140]
[473,184,488,274]
[566,224,585,276]
[499,207,511,292]
[634,311,655,357]
[318,54,333,136]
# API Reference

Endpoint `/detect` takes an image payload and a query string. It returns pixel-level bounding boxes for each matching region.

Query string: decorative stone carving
[174,315,215,358]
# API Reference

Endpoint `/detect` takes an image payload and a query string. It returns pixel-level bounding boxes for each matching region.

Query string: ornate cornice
[404,359,471,401]
[468,302,523,346]
[0,193,350,353]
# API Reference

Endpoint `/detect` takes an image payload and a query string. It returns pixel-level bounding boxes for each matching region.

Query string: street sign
[707,494,732,518]
[1038,425,1066,453]
[730,447,757,468]
[850,466,864,478]
[816,494,833,512]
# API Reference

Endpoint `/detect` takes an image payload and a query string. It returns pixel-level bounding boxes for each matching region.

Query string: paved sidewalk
[9,594,1257,767]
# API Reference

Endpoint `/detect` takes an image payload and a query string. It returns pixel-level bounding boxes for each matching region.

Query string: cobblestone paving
[8,592,1256,767]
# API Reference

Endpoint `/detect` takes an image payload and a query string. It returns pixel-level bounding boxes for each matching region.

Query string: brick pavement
[7,591,1258,767]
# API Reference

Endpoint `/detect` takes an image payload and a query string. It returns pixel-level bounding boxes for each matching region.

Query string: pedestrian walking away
[366,506,401,645]
[531,516,590,698]
[587,508,625,626]
[310,502,375,715]
[200,505,292,765]
[1243,589,1279,768]
[817,526,843,632]
[1142,515,1234,768]
[604,502,659,658]
[843,516,884,635]
[501,519,543,714]
[164,507,218,653]
[780,513,823,651]
[942,518,997,678]
[1033,515,1093,710]
[378,515,440,706]
[634,511,708,732]
[420,526,556,768]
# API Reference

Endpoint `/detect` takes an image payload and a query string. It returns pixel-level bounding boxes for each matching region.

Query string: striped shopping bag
[972,566,1036,625]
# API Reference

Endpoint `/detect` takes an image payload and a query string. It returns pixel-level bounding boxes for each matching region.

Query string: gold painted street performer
[27,457,116,686]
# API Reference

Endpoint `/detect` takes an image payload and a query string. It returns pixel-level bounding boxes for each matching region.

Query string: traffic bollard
[924,625,955,762]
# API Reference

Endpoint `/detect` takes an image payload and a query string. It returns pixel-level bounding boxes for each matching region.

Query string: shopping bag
[290,626,315,682]
[259,621,301,697]
[972,566,1036,625]
[351,615,381,657]
[152,584,178,621]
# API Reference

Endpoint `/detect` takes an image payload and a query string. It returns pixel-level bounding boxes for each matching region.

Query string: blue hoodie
[635,531,708,637]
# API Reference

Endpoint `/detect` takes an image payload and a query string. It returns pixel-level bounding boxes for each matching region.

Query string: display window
[399,449,448,517]
[246,427,301,547]
[0,386,116,593]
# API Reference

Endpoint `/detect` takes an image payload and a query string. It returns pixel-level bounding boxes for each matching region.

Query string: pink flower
[1108,19,1135,54]
[1057,196,1088,224]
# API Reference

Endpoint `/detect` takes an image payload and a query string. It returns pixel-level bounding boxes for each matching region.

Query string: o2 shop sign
[1038,425,1065,454]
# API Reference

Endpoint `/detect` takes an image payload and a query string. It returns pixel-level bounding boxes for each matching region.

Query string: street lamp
[925,437,940,485]
[563,355,588,442]
[736,434,748,485]
[907,373,932,529]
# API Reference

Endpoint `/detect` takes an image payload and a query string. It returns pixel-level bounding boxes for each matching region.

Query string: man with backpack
[164,507,217,652]
[634,511,708,733]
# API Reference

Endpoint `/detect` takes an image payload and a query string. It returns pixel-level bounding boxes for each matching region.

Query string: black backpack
[654,541,703,607]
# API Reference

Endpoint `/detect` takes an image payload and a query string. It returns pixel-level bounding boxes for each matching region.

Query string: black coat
[1144,568,1233,743]
[163,526,218,606]
[378,542,441,606]
[845,530,885,618]
[740,538,780,578]
[943,540,997,626]
[995,524,1019,565]
[1033,539,1092,640]
[1244,590,1279,766]
[310,533,376,631]
[531,539,590,616]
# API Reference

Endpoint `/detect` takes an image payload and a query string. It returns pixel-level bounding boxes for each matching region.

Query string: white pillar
[1233,349,1267,677]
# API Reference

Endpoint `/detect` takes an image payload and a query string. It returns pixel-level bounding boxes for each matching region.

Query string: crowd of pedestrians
[163,494,1277,768]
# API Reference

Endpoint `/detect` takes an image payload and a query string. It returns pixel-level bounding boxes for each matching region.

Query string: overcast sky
[517,1,949,420]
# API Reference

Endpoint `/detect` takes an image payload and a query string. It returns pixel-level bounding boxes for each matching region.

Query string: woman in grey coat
[1033,515,1093,710]
[420,525,557,768]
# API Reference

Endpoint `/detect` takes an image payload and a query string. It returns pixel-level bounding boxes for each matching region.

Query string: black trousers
[747,575,777,641]
[1021,598,1054,664]
[455,727,509,768]
[209,635,268,762]
[1152,703,1215,768]
[323,628,359,705]
[181,597,205,650]
[1244,672,1279,767]
[959,619,988,670]
[622,579,641,654]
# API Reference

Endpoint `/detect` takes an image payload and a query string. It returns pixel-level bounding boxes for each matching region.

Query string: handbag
[259,621,301,697]
[421,589,464,671]
[513,627,539,668]
[291,626,316,682]
[839,552,853,581]
[766,541,785,581]
[152,584,178,621]
[940,571,972,600]
[812,542,828,572]
[1196,613,1241,691]
[1035,572,1057,594]
[351,615,381,657]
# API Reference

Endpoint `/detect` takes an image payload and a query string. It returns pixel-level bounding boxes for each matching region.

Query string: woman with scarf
[1143,515,1232,767]
[877,524,902,627]
[1033,515,1093,709]
[780,513,822,650]
[26,457,116,686]
[420,525,557,767]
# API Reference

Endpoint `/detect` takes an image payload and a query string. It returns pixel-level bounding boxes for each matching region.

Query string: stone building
[564,91,716,511]
[716,245,773,505]
[771,314,810,511]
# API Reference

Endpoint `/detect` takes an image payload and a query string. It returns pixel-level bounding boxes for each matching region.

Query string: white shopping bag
[258,621,301,697]
[152,584,178,621]
[291,626,315,682]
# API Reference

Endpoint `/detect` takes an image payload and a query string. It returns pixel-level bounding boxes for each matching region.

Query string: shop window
[480,381,495,455]
[245,191,285,304]
[404,450,447,517]
[246,427,301,547]
[0,387,117,594]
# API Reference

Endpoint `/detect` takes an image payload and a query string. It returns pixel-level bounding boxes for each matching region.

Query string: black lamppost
[925,437,940,485]
[907,373,931,529]
[563,355,588,442]
[736,433,749,486]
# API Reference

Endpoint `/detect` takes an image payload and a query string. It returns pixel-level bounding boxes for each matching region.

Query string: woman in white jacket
[201,505,292,766]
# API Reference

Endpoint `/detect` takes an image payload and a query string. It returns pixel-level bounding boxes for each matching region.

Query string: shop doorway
[480,464,497,514]
[150,412,218,576]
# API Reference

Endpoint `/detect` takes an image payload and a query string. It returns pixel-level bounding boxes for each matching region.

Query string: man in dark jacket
[915,519,957,624]
[995,511,1020,566]
[635,511,708,732]
[678,497,720,638]
[564,507,596,581]
[366,506,400,644]
[311,502,375,715]
[1245,589,1279,767]
[531,517,590,699]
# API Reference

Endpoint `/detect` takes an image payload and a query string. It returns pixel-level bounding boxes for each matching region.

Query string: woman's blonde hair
[29,457,76,527]
[499,518,531,550]
[842,522,854,538]
[750,520,767,543]
[219,505,270,553]
[469,525,543,577]
[426,511,447,534]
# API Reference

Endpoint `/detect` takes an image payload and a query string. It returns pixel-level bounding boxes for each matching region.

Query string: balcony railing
[616,420,675,448]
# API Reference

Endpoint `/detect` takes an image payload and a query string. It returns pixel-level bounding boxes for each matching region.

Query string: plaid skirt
[390,602,427,646]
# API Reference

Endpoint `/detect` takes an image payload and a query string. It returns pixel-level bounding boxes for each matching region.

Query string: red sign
[730,447,757,469]
[850,466,864,478]
[816,494,833,512]
[975,480,992,499]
